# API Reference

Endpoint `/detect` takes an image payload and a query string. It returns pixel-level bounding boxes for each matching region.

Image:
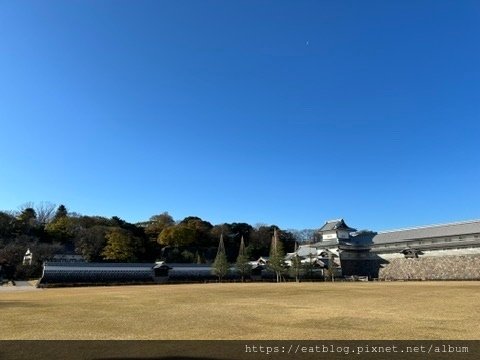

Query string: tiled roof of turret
[319,219,356,232]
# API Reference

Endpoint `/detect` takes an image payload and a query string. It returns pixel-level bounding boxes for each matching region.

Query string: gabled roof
[373,219,480,244]
[319,219,356,232]
[317,249,338,258]
[300,258,325,267]
[44,262,154,268]
[285,253,298,260]
[296,245,318,257]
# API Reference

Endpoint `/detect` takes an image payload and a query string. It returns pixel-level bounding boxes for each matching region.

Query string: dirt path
[0,280,40,292]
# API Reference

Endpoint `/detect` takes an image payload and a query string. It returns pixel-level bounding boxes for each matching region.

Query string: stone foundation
[378,255,480,280]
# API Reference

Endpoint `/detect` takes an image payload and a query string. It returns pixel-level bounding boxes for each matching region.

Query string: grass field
[0,281,479,340]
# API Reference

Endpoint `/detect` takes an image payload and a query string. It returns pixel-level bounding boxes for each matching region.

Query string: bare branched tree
[35,202,56,224]
[17,202,56,224]
[17,202,34,213]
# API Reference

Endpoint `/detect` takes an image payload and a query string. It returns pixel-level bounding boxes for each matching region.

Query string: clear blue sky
[1,0,479,231]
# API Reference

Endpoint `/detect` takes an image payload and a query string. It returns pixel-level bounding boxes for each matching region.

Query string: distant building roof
[296,245,318,257]
[285,253,295,260]
[301,258,325,267]
[373,219,480,244]
[319,219,356,232]
[257,256,269,263]
[39,262,157,286]
[44,262,154,268]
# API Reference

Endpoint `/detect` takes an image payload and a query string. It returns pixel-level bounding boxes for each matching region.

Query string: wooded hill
[0,203,316,279]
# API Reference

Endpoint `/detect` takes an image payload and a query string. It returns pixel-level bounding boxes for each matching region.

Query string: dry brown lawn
[0,281,478,340]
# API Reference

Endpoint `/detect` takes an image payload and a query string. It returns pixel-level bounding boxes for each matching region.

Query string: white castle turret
[23,249,33,266]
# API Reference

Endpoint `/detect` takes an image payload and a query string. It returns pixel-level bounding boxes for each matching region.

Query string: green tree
[326,252,336,282]
[45,216,74,244]
[158,225,196,247]
[0,211,16,240]
[181,249,195,262]
[145,212,175,241]
[75,226,108,261]
[212,234,229,281]
[210,223,232,247]
[289,255,302,282]
[180,216,214,247]
[235,236,251,282]
[303,253,316,280]
[249,225,274,256]
[102,228,143,262]
[53,205,68,221]
[16,208,37,234]
[230,223,253,240]
[268,229,286,283]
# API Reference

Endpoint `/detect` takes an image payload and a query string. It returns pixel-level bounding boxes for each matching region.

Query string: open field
[0,281,479,340]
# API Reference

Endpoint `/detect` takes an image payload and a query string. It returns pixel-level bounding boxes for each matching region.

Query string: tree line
[0,203,312,279]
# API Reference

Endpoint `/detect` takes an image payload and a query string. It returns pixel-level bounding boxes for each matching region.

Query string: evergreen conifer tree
[236,236,251,282]
[289,242,302,282]
[327,251,336,282]
[268,228,286,282]
[212,234,229,281]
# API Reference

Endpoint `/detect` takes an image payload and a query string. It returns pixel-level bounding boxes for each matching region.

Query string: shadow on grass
[0,300,43,308]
